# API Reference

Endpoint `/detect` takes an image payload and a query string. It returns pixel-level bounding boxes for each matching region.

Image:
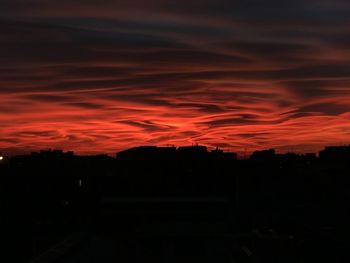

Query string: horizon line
[2,143,350,158]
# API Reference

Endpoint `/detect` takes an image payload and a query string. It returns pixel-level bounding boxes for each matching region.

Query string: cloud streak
[1,0,350,154]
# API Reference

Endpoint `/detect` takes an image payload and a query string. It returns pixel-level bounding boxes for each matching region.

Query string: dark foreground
[42,233,234,263]
[1,146,349,262]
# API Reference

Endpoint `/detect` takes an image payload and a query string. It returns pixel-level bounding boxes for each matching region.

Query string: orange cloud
[1,1,350,155]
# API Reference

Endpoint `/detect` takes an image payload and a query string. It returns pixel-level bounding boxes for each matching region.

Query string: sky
[1,0,350,155]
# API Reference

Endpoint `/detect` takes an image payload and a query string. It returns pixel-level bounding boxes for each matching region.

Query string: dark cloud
[295,102,350,116]
[24,94,72,102]
[118,120,174,132]
[64,102,104,109]
[1,0,350,154]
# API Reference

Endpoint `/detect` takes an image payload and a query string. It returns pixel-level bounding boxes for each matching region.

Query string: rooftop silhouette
[1,144,349,262]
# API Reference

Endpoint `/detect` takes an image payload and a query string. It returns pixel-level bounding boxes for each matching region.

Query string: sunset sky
[1,0,350,155]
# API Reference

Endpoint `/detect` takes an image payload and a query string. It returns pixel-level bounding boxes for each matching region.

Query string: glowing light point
[0,156,3,161]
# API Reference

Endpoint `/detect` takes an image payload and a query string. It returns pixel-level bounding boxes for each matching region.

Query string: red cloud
[1,1,350,155]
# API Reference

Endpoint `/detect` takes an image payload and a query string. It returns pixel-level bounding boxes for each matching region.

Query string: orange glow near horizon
[1,82,350,155]
[1,1,350,155]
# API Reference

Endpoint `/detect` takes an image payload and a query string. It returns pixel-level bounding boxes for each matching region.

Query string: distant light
[0,156,3,161]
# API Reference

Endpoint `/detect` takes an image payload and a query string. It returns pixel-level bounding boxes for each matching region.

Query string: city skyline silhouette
[1,143,348,262]
[1,0,349,262]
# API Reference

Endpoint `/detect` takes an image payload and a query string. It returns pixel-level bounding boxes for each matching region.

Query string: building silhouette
[1,144,349,262]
